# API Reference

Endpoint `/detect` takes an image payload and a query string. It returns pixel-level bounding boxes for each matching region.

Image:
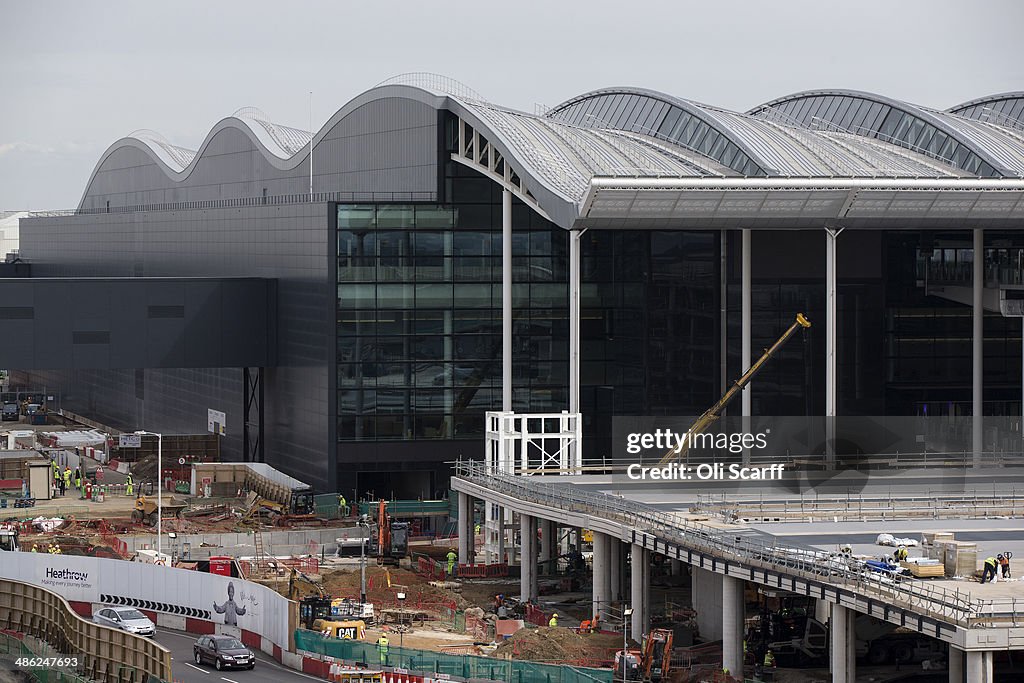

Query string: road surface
[155,627,321,683]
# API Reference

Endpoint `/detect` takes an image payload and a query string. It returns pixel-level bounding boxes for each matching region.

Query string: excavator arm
[658,313,810,466]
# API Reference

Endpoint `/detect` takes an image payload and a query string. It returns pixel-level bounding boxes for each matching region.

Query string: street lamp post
[135,430,163,558]
[622,607,633,683]
[358,517,368,604]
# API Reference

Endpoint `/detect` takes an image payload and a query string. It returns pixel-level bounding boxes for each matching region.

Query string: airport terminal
[2,76,1024,682]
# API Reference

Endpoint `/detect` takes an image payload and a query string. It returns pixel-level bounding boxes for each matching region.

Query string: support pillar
[569,230,581,415]
[630,543,648,639]
[609,540,621,601]
[965,651,993,683]
[519,514,537,602]
[830,604,855,683]
[502,188,513,412]
[496,505,505,564]
[670,558,682,578]
[592,533,610,620]
[539,519,555,565]
[825,227,843,467]
[948,646,964,683]
[721,576,744,679]
[457,492,472,565]
[973,227,984,467]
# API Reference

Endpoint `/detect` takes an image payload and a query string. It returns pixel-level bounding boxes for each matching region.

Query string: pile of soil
[312,567,469,612]
[492,626,629,664]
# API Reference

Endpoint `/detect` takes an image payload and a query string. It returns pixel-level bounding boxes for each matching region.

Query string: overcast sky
[2,0,1022,209]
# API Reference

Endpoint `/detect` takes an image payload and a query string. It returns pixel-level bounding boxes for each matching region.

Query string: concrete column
[496,505,505,564]
[721,575,744,679]
[825,227,842,467]
[642,556,650,632]
[720,230,728,398]
[519,514,537,602]
[592,533,611,620]
[831,604,855,683]
[502,188,513,412]
[457,492,472,564]
[973,227,984,467]
[539,519,555,565]
[948,646,964,683]
[609,539,621,601]
[569,230,581,414]
[670,558,683,578]
[965,650,993,683]
[691,566,723,641]
[630,544,648,640]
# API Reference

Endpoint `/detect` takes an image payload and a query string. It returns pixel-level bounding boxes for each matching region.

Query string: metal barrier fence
[295,629,612,683]
[0,579,171,682]
[454,461,1016,628]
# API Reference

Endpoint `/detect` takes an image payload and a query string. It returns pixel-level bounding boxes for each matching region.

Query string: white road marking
[220,677,240,683]
[185,662,209,674]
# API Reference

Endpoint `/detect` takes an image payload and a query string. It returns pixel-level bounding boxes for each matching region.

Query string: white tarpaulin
[41,430,107,448]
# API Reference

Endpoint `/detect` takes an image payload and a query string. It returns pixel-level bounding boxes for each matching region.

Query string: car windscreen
[216,638,246,650]
[116,609,146,620]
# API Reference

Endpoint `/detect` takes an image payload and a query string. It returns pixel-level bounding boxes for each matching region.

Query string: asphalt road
[155,627,321,683]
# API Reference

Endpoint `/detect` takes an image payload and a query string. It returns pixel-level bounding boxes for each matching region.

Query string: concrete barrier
[0,577,171,682]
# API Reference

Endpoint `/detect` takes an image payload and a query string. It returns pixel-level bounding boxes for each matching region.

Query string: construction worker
[30,544,37,552]
[73,467,82,490]
[125,473,134,497]
[376,634,389,665]
[337,494,348,517]
[446,548,457,577]
[548,613,558,628]
[764,649,776,668]
[62,467,71,494]
[981,556,999,583]
[54,544,61,554]
[1001,552,1012,578]
[894,545,908,562]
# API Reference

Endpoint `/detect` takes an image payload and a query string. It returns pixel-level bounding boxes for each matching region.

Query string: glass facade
[950,97,1024,129]
[336,142,725,450]
[550,93,765,176]
[755,95,999,176]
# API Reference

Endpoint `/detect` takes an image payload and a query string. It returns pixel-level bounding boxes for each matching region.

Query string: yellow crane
[658,313,811,466]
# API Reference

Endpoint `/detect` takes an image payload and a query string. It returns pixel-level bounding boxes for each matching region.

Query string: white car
[93,606,156,636]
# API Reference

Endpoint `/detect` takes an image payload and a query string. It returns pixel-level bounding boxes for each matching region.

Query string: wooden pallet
[901,561,944,578]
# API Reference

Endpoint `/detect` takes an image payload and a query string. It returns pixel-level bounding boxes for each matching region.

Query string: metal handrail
[454,460,1003,628]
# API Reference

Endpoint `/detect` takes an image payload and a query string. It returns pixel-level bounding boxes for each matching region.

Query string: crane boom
[658,313,811,466]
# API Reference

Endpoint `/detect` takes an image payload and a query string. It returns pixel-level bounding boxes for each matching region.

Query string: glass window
[903,118,927,148]
[644,101,669,134]
[831,97,853,126]
[698,130,720,155]
[822,97,844,121]
[839,99,863,129]
[415,206,455,228]
[632,99,657,133]
[376,205,415,227]
[657,107,682,138]
[877,110,903,139]
[670,111,693,140]
[338,205,375,229]
[686,121,711,149]
[709,134,729,160]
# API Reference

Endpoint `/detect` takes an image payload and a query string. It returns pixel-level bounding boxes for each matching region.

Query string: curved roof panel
[454,100,716,202]
[548,88,960,178]
[230,107,312,157]
[948,92,1024,130]
[127,130,197,171]
[750,89,1024,177]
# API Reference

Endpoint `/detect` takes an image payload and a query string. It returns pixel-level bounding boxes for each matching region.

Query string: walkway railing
[454,461,1000,628]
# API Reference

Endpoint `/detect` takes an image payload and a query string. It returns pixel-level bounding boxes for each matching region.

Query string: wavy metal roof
[750,89,1024,177]
[948,92,1024,130]
[456,100,717,202]
[127,130,196,171]
[548,88,960,179]
[230,107,312,157]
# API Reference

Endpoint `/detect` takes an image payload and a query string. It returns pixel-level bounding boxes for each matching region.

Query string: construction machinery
[641,629,674,681]
[0,523,19,552]
[311,617,366,640]
[288,567,326,601]
[659,313,811,466]
[366,500,410,564]
[613,629,674,682]
[131,495,187,525]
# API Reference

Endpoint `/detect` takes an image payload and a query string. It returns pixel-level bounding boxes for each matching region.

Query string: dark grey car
[193,635,255,671]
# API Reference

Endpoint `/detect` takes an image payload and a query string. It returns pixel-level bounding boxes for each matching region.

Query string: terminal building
[11,76,1024,496]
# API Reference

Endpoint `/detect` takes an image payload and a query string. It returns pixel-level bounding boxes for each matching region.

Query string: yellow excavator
[658,313,811,466]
